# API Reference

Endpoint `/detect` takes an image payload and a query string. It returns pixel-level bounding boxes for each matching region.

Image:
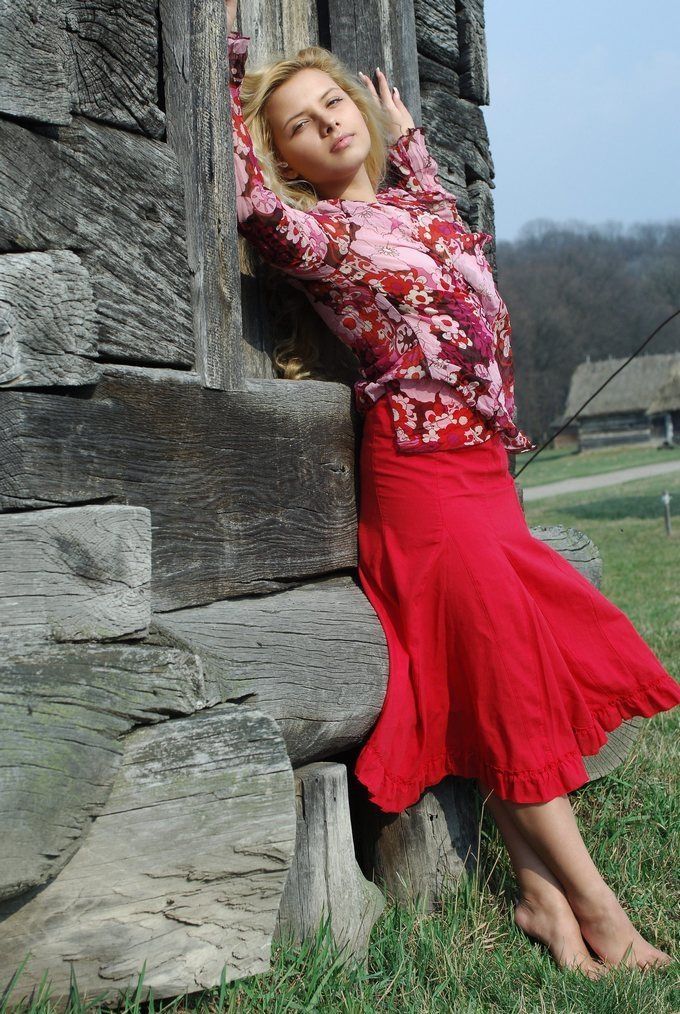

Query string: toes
[639,951,673,971]
[580,962,608,981]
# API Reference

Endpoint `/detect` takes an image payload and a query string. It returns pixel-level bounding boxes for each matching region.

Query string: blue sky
[484,1,680,241]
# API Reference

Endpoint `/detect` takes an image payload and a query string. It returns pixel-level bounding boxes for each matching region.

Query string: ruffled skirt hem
[353,674,680,811]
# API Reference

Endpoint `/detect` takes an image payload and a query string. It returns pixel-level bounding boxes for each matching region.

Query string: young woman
[224,0,679,978]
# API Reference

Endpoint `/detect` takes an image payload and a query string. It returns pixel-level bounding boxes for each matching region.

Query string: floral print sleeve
[386,125,468,232]
[227,32,347,278]
[387,126,449,197]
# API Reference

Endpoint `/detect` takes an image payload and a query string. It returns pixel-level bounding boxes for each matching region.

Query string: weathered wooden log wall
[0,0,639,1003]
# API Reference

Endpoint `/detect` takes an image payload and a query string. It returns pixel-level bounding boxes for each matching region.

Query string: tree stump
[274,762,386,969]
[348,768,480,913]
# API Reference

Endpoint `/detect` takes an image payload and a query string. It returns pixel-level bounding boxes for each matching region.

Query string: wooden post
[661,489,672,535]
[275,763,386,968]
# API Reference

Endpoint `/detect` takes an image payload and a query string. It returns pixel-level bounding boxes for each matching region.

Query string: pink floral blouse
[227,31,537,454]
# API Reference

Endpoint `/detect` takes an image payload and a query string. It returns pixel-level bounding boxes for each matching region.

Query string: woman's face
[265,67,373,198]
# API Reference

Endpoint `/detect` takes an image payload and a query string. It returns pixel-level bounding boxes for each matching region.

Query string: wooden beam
[233,0,322,380]
[0,0,165,137]
[160,0,245,390]
[0,505,151,645]
[0,368,359,608]
[0,117,192,367]
[0,642,216,900]
[149,572,389,764]
[0,702,296,1002]
[275,762,386,966]
[0,251,101,389]
[349,770,480,911]
[323,0,422,128]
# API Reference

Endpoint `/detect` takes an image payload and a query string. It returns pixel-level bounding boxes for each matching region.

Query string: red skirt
[353,394,680,810]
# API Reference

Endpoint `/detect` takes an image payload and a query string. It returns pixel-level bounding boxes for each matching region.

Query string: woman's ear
[277,159,300,182]
[272,146,292,176]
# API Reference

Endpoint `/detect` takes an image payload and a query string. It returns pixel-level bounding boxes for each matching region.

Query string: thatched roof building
[553,352,680,449]
[646,361,680,415]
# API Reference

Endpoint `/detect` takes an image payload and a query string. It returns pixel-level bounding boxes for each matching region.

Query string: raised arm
[387,125,449,197]
[227,32,345,278]
[356,66,459,205]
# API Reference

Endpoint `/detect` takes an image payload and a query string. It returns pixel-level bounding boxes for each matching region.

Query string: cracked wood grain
[0,703,295,1002]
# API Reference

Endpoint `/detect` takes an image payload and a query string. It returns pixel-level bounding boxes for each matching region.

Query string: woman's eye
[292,97,343,133]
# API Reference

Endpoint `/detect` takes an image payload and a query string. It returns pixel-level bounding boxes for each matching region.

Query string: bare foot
[513,893,607,980]
[568,885,672,971]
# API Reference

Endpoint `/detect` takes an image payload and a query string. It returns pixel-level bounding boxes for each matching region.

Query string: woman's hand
[358,67,415,144]
[225,0,237,33]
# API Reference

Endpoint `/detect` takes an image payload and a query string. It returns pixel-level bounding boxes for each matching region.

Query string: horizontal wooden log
[0,505,151,645]
[0,703,296,1003]
[455,0,489,104]
[151,525,638,782]
[529,524,603,588]
[416,51,459,93]
[466,179,496,248]
[0,117,192,367]
[275,762,385,967]
[0,0,164,138]
[0,642,218,901]
[582,714,644,781]
[420,89,493,194]
[0,374,634,778]
[414,0,460,78]
[0,1,70,125]
[149,573,387,764]
[0,250,101,388]
[414,1,492,227]
[0,370,358,607]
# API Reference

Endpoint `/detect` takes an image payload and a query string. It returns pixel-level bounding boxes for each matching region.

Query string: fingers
[357,70,380,105]
[374,67,392,103]
[391,86,405,110]
[358,67,399,108]
[357,67,415,140]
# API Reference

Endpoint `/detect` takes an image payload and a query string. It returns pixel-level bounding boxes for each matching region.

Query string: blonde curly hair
[236,43,396,382]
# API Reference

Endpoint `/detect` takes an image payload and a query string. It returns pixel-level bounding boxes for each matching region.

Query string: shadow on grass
[544,492,676,523]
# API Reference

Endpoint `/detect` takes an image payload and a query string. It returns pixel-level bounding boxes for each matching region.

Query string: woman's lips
[331,133,354,152]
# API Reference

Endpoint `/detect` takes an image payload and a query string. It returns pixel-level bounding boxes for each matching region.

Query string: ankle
[517,884,569,914]
[566,882,614,918]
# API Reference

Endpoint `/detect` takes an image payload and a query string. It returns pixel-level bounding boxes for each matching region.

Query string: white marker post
[661,489,672,536]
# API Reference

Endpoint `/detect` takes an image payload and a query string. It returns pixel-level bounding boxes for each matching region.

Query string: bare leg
[477,778,672,971]
[476,779,605,978]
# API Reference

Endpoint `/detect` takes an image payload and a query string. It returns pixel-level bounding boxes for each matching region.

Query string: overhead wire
[513,308,680,478]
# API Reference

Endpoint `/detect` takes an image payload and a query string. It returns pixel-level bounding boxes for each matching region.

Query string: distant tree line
[495,221,680,445]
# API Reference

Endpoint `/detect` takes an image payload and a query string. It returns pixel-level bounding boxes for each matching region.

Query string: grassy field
[523,470,680,653]
[514,440,680,488]
[4,474,679,1013]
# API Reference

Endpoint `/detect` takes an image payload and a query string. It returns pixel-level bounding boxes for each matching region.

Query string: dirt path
[520,459,680,502]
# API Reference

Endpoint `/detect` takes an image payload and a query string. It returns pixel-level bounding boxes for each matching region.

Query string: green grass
[523,470,680,663]
[3,477,679,1014]
[514,440,680,488]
